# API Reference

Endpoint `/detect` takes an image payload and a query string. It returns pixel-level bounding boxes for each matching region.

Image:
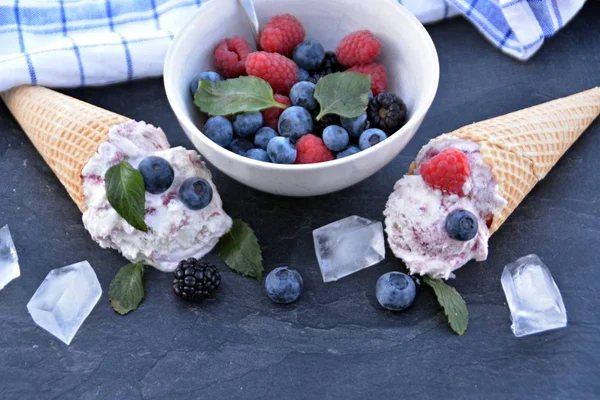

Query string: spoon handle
[238,0,260,42]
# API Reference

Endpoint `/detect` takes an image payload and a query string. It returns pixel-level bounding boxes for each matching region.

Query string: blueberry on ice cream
[445,209,479,242]
[82,121,232,272]
[178,177,213,210]
[138,156,174,194]
[384,135,507,279]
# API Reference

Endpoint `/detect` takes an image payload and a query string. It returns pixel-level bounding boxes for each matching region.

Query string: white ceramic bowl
[164,0,439,196]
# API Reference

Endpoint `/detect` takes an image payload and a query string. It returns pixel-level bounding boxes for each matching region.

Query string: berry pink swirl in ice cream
[384,135,507,279]
[81,121,232,272]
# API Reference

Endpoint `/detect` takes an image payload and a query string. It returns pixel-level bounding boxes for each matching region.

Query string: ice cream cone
[2,86,130,212]
[471,141,538,233]
[449,88,600,179]
[442,87,600,234]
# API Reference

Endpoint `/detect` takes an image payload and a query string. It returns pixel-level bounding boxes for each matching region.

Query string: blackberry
[367,92,407,134]
[319,51,344,75]
[172,258,221,302]
[307,73,324,85]
[307,52,345,84]
[312,114,340,136]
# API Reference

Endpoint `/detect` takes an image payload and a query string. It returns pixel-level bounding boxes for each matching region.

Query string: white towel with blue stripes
[0,0,587,92]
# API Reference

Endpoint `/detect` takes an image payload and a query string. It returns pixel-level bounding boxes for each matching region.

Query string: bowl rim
[164,0,439,172]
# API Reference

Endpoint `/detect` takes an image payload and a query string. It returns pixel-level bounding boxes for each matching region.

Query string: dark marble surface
[1,4,599,399]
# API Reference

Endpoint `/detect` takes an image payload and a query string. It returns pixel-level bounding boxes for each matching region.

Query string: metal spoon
[238,0,260,42]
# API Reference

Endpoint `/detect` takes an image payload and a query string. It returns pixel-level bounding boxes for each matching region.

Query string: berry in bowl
[164,0,439,196]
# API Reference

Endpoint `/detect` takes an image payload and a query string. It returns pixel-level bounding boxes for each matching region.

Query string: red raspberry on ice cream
[420,148,471,196]
[213,36,252,78]
[336,30,381,67]
[259,14,305,56]
[295,134,335,164]
[348,63,388,96]
[246,51,298,95]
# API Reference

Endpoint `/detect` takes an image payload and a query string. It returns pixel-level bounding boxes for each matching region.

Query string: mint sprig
[424,276,469,335]
[105,160,148,232]
[194,77,288,116]
[109,261,146,315]
[314,72,371,120]
[219,219,263,281]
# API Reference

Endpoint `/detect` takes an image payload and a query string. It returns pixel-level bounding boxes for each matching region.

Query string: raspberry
[259,14,305,56]
[295,134,334,164]
[246,52,298,95]
[336,30,381,67]
[213,36,251,78]
[348,63,388,95]
[263,94,291,131]
[420,148,471,196]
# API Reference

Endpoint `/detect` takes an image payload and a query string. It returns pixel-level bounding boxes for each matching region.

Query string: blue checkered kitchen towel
[0,0,587,92]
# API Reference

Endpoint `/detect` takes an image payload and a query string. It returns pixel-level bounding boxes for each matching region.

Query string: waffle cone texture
[2,86,130,212]
[419,88,600,234]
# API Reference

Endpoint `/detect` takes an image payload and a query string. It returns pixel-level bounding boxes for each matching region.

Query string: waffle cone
[2,86,130,212]
[449,88,600,179]
[445,88,600,234]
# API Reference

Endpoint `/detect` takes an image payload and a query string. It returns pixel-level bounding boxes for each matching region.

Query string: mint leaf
[219,219,263,281]
[109,261,145,315]
[105,160,148,232]
[314,72,371,120]
[424,276,469,335]
[194,77,288,116]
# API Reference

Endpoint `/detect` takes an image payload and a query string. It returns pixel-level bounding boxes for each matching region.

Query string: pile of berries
[191,14,408,164]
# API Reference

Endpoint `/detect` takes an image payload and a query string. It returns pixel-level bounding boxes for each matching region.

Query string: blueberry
[341,113,369,137]
[358,128,387,150]
[138,156,174,194]
[265,266,303,304]
[376,272,416,311]
[278,106,313,140]
[336,145,361,159]
[322,125,349,152]
[203,116,233,147]
[245,148,271,162]
[178,177,213,210]
[293,39,326,71]
[254,127,277,150]
[298,68,310,82]
[289,81,317,112]
[368,91,374,101]
[267,137,296,164]
[190,71,222,95]
[445,209,479,241]
[233,111,263,137]
[227,138,254,156]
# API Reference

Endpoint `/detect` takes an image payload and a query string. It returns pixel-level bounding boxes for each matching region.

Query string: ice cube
[0,225,20,291]
[27,261,102,345]
[313,216,385,282]
[501,254,567,337]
